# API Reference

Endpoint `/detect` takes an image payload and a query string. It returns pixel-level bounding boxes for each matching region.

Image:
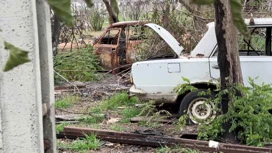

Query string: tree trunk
[214,0,243,142]
[103,0,119,24]
[52,15,61,56]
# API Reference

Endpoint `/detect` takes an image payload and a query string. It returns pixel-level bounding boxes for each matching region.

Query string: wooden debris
[58,127,272,153]
[55,114,86,121]
[130,116,177,124]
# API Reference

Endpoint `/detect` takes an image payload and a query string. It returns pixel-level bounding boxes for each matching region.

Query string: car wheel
[179,90,216,124]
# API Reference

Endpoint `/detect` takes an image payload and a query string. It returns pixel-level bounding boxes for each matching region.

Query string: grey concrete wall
[0,0,46,152]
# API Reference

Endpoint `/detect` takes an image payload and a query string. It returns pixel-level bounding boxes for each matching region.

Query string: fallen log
[57,126,272,153]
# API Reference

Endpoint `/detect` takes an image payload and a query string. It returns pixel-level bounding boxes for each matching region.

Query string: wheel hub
[188,98,215,124]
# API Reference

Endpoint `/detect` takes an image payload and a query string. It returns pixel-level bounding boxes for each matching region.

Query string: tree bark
[103,0,119,24]
[214,0,243,142]
[51,15,61,56]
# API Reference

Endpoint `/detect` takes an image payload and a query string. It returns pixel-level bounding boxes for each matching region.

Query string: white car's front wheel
[179,90,216,124]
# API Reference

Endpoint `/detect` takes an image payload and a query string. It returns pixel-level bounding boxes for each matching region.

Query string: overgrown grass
[109,123,127,131]
[91,92,140,113]
[156,146,199,153]
[57,134,101,152]
[120,107,141,123]
[54,46,102,82]
[55,95,80,109]
[78,115,105,124]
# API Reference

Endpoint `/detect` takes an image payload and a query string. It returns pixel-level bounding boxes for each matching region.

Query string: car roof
[207,18,272,28]
[109,21,148,28]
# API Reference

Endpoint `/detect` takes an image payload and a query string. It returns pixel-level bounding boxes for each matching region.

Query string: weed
[55,95,80,109]
[70,133,101,151]
[156,146,199,153]
[57,135,100,151]
[54,46,102,82]
[109,123,126,131]
[120,107,141,123]
[137,101,172,129]
[90,92,140,112]
[56,122,70,134]
[78,115,105,124]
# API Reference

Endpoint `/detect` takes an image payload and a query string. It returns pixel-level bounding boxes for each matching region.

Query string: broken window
[239,27,271,56]
[212,26,272,57]
[100,29,120,45]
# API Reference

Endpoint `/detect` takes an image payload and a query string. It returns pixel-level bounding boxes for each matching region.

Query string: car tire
[179,90,216,124]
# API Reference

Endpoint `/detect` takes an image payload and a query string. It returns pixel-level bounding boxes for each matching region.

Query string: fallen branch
[54,70,83,95]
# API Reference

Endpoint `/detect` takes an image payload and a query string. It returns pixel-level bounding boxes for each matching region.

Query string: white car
[130,18,272,124]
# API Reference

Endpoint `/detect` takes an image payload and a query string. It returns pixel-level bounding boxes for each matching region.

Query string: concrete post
[0,0,55,152]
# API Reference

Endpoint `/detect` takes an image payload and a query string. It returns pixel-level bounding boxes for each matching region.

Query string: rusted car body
[93,21,147,71]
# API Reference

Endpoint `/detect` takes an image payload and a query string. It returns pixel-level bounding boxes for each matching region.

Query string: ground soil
[55,74,198,153]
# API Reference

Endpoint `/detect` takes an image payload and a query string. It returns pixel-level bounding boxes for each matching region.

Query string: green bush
[89,8,104,31]
[54,46,102,82]
[198,78,272,146]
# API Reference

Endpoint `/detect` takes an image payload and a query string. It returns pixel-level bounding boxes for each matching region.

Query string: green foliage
[55,95,80,109]
[91,92,140,112]
[177,115,188,130]
[3,41,30,72]
[198,78,272,146]
[56,122,70,134]
[120,107,141,123]
[175,77,197,95]
[78,115,105,124]
[54,46,102,82]
[230,0,249,37]
[137,101,172,128]
[70,134,101,151]
[156,146,200,153]
[89,9,105,31]
[48,0,74,26]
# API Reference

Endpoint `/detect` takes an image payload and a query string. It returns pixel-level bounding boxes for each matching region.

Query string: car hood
[145,23,184,56]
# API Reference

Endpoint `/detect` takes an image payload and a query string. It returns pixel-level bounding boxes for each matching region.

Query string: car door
[94,28,121,71]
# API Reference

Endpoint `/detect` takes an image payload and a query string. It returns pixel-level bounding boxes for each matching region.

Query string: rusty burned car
[93,21,149,72]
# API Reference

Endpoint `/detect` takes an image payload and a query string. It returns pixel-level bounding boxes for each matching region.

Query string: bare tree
[102,0,119,24]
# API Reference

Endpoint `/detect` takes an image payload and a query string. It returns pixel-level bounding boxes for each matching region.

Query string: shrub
[54,46,102,82]
[198,78,272,146]
[89,8,104,31]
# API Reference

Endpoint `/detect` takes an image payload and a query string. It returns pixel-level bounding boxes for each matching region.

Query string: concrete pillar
[0,0,55,152]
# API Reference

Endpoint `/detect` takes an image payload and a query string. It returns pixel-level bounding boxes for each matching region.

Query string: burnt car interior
[100,29,120,45]
[213,26,272,57]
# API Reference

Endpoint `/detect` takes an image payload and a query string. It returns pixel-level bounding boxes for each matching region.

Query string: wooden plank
[58,127,272,153]
[130,116,177,124]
